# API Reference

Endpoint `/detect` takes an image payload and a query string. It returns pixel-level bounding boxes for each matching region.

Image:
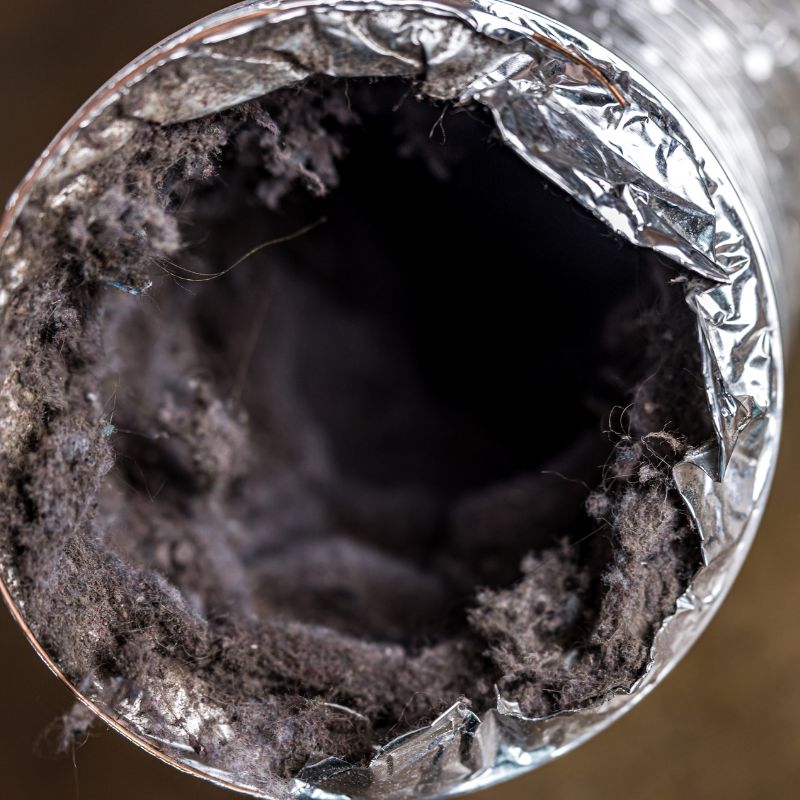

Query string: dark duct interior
[0,77,711,788]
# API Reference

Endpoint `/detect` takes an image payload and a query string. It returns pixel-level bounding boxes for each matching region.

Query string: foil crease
[0,2,785,799]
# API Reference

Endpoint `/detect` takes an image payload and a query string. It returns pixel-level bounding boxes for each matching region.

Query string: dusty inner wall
[0,77,711,788]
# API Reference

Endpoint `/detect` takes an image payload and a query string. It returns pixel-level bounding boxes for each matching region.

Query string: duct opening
[0,77,711,785]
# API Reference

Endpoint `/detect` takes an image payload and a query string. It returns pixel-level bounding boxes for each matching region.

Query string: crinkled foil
[0,1,790,798]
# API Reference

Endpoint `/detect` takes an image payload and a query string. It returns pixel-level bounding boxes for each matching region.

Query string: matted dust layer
[0,78,710,784]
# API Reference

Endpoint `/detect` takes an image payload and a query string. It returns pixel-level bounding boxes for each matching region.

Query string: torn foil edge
[0,1,782,799]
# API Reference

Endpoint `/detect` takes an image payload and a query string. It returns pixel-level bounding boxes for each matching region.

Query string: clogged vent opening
[0,78,711,785]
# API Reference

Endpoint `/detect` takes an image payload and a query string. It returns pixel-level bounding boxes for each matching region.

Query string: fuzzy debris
[0,77,710,793]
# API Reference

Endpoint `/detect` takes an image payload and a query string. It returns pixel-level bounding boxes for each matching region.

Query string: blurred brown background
[1,2,798,798]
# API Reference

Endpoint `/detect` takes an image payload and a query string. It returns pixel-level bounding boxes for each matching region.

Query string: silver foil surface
[0,1,792,798]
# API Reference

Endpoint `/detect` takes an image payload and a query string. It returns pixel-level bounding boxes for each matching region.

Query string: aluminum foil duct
[0,0,792,797]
